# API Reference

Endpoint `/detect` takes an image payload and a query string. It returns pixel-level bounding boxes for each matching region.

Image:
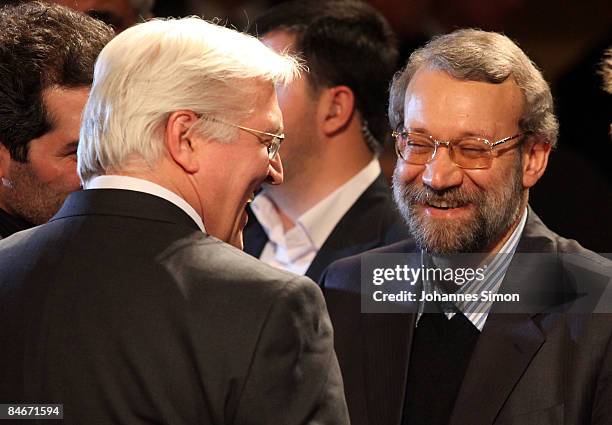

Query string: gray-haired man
[322,29,612,425]
[0,15,348,425]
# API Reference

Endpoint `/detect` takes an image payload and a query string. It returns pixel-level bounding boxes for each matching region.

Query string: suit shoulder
[320,238,416,290]
[329,238,417,270]
[162,233,321,297]
[544,229,612,274]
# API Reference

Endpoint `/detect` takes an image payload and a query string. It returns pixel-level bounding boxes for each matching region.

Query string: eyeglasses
[202,116,284,160]
[392,129,524,169]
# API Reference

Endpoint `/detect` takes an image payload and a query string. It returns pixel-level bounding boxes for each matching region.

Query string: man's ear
[522,135,552,189]
[319,85,355,136]
[0,143,11,179]
[165,111,200,174]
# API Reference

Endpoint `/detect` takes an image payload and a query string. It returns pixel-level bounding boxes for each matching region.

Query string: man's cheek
[45,163,80,191]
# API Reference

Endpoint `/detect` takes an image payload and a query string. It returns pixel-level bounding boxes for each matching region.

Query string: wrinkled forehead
[403,68,524,137]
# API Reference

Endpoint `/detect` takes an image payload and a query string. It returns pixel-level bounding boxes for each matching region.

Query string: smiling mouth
[424,199,466,210]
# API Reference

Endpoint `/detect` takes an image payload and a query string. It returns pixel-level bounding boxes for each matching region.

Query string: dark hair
[251,0,398,151]
[0,1,114,162]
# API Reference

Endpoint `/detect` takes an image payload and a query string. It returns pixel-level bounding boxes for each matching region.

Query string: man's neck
[264,143,374,231]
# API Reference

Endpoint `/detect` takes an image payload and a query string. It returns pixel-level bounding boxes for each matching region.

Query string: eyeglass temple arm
[490,133,522,148]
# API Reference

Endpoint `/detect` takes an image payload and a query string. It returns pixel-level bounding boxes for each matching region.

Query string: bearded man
[321,29,612,425]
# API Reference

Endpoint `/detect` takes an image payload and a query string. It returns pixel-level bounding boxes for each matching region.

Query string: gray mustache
[397,184,480,206]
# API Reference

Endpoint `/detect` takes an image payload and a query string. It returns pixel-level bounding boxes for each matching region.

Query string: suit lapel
[243,205,268,257]
[449,313,545,425]
[360,241,421,425]
[450,208,564,425]
[306,237,382,282]
[306,174,401,282]
[362,313,416,425]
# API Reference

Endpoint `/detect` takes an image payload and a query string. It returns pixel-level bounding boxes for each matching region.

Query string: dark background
[154,0,612,252]
[4,0,611,251]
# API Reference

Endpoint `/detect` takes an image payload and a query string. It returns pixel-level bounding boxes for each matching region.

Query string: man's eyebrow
[407,126,428,134]
[407,127,493,139]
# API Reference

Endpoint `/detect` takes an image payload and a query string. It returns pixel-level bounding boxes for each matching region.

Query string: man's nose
[265,152,283,185]
[421,145,463,191]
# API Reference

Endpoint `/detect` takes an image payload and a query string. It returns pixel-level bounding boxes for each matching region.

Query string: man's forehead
[403,68,523,135]
[41,86,90,130]
[405,68,522,98]
[246,82,283,130]
[261,30,298,55]
[52,0,132,14]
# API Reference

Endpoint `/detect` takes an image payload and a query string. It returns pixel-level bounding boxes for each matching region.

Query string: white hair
[78,17,299,182]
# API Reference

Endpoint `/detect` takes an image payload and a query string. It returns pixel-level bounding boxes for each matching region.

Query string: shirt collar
[84,175,206,233]
[299,158,381,248]
[498,206,528,254]
[417,207,528,331]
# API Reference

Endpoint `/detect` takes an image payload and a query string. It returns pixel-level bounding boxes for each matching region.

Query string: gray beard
[392,162,524,254]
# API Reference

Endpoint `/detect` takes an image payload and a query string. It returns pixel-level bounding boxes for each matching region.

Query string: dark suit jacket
[244,173,410,282]
[0,207,31,240]
[321,209,612,425]
[0,189,349,425]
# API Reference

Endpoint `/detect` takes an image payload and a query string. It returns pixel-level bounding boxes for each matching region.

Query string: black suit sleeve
[232,276,349,425]
[592,329,612,424]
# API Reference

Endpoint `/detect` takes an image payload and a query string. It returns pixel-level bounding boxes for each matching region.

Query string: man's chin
[409,212,481,254]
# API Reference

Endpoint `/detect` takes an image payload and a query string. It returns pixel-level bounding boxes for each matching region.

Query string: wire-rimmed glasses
[202,116,284,159]
[392,129,524,169]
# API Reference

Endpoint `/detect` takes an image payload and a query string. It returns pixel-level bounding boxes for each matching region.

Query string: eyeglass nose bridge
[428,139,452,163]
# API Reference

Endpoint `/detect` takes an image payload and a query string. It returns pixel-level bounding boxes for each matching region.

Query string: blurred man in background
[245,0,409,281]
[0,1,113,239]
[50,0,154,32]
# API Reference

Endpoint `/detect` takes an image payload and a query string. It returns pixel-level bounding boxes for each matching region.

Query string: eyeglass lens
[395,133,493,169]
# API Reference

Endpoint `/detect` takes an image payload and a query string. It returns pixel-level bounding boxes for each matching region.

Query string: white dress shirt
[84,175,206,233]
[251,159,381,275]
